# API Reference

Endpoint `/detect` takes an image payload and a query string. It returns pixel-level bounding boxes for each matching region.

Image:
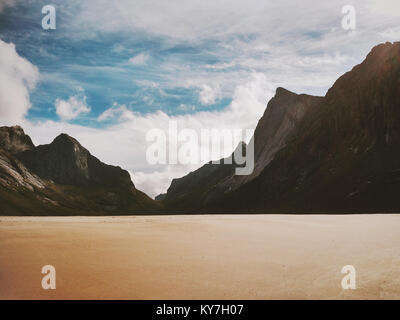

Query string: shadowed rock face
[162,143,243,209]
[0,126,43,191]
[2,41,400,215]
[161,41,400,213]
[161,88,322,212]
[0,126,34,154]
[0,149,44,191]
[212,41,400,213]
[0,127,160,215]
[232,87,323,187]
[18,134,133,188]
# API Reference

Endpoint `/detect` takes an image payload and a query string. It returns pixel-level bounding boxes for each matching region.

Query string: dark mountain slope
[18,134,133,188]
[161,41,400,213]
[234,87,323,187]
[2,41,399,215]
[161,142,246,211]
[0,127,161,215]
[161,88,322,212]
[210,41,400,213]
[0,125,34,153]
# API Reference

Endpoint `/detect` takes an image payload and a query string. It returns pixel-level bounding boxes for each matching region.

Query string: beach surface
[1,214,400,299]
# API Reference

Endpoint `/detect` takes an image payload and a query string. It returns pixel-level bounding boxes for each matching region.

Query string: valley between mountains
[1,42,400,215]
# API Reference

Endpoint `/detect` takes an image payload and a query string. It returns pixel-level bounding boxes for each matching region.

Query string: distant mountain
[0,126,161,215]
[161,41,400,213]
[161,87,322,212]
[18,134,134,188]
[161,142,246,211]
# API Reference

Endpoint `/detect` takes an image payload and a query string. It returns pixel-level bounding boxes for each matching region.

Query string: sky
[0,0,399,197]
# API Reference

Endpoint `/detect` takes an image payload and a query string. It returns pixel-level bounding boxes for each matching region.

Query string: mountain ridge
[161,41,400,213]
[0,126,161,215]
[1,41,400,215]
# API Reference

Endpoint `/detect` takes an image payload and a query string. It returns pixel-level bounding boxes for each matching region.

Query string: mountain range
[161,41,400,213]
[0,126,160,215]
[1,41,399,215]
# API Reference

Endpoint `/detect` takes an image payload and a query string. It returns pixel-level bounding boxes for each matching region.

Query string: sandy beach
[1,214,400,299]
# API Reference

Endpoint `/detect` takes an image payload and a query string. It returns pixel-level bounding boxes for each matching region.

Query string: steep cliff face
[323,42,400,148]
[162,41,400,213]
[0,126,43,192]
[162,142,246,211]
[0,126,34,153]
[2,41,399,215]
[0,149,44,191]
[161,88,322,212]
[212,41,400,213]
[18,133,134,188]
[232,87,323,187]
[0,127,160,215]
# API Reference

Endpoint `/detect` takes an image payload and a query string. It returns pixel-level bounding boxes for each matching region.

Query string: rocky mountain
[2,41,399,215]
[161,41,400,213]
[160,85,322,212]
[161,142,246,211]
[18,134,133,188]
[0,127,161,215]
[161,83,323,212]
[0,125,35,153]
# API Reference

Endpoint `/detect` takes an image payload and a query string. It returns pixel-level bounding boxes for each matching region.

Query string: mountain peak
[368,41,399,57]
[17,131,137,188]
[49,133,89,159]
[362,41,400,71]
[323,40,400,144]
[53,133,80,146]
[0,125,35,153]
[328,41,400,97]
[274,87,296,98]
[0,126,159,214]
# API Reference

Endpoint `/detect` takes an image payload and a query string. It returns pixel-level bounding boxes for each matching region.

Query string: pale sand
[1,214,400,300]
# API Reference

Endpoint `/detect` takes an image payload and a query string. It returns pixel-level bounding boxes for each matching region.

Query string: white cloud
[108,0,334,40]
[66,0,400,99]
[76,0,399,41]
[98,103,131,122]
[0,40,39,126]
[199,84,220,105]
[205,62,236,70]
[366,0,400,17]
[55,94,91,121]
[379,27,400,40]
[177,104,196,112]
[4,0,400,197]
[26,72,273,198]
[132,166,197,198]
[128,53,149,65]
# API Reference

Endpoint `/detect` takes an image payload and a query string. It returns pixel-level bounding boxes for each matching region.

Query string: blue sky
[0,0,236,126]
[0,0,399,197]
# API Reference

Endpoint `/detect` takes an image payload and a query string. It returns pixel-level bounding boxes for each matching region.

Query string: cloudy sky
[0,0,399,197]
